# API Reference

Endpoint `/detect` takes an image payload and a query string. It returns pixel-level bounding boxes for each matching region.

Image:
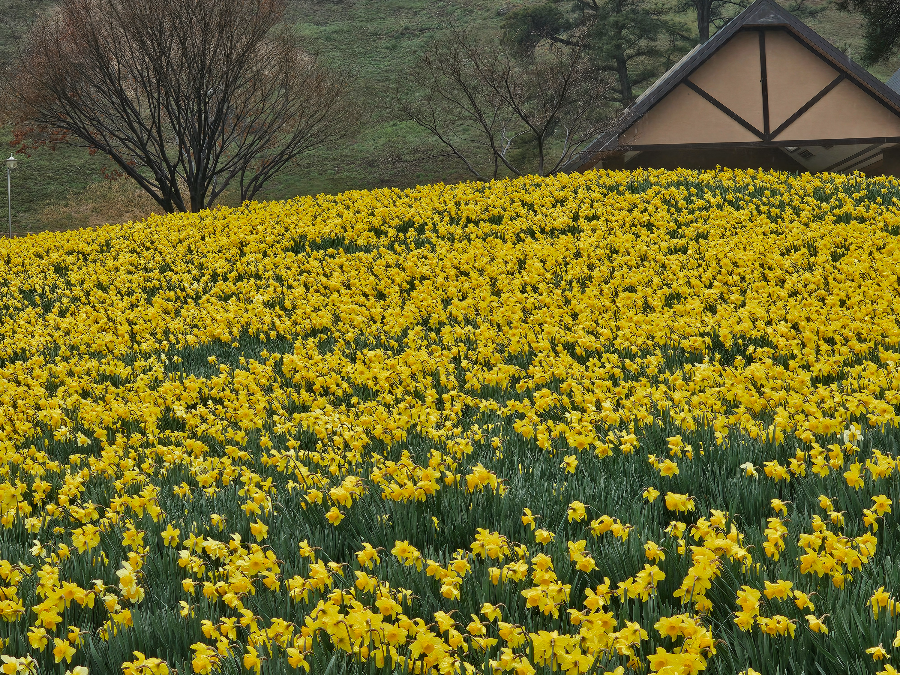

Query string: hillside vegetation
[0,0,897,233]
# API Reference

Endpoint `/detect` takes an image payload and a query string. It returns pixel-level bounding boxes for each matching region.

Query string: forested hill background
[0,0,897,234]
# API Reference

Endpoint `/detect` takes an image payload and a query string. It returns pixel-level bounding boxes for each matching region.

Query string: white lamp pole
[5,155,16,239]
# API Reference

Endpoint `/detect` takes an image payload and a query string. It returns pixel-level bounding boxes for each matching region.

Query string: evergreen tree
[503,0,690,106]
[836,0,900,64]
[676,0,741,43]
[677,0,824,46]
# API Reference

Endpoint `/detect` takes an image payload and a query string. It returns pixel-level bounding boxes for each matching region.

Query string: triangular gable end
[617,23,900,148]
[616,27,770,147]
[564,0,900,174]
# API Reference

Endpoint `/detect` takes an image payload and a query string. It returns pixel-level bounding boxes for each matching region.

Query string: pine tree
[836,0,900,64]
[502,0,690,106]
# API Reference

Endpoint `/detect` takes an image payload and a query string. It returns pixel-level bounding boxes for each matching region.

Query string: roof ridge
[739,0,796,25]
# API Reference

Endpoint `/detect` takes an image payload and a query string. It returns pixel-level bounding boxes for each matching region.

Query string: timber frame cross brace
[682,29,847,144]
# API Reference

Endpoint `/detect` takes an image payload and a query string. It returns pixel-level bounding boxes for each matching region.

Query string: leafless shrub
[400,26,614,180]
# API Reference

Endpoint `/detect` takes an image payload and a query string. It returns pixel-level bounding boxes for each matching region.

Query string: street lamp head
[5,155,16,171]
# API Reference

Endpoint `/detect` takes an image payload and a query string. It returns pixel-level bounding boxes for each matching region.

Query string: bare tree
[401,27,612,181]
[2,0,356,213]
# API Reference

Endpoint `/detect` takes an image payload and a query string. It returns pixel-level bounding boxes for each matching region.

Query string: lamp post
[5,155,16,239]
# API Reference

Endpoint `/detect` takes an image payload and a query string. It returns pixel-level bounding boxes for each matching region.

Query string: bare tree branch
[1,0,358,213]
[398,26,613,180]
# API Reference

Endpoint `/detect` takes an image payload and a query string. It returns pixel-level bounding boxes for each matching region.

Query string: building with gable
[565,0,900,175]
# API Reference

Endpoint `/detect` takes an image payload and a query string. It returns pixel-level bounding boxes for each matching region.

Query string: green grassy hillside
[0,0,896,234]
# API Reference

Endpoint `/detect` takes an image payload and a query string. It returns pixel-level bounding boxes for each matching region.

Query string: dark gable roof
[564,0,900,171]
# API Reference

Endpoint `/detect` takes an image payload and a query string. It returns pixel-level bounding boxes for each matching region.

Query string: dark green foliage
[502,3,572,56]
[502,0,691,105]
[837,0,900,64]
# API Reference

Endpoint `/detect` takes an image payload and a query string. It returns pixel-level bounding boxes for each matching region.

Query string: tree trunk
[616,55,633,105]
[697,0,711,43]
[535,131,546,176]
[190,185,206,212]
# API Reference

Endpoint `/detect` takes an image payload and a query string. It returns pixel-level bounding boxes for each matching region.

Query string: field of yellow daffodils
[0,167,900,675]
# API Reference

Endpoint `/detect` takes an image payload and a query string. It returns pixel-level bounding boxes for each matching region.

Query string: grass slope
[0,0,896,234]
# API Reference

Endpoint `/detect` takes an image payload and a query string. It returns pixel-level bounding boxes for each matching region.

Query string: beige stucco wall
[689,30,764,132]
[774,78,900,140]
[619,84,760,145]
[613,26,900,150]
[765,30,839,130]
